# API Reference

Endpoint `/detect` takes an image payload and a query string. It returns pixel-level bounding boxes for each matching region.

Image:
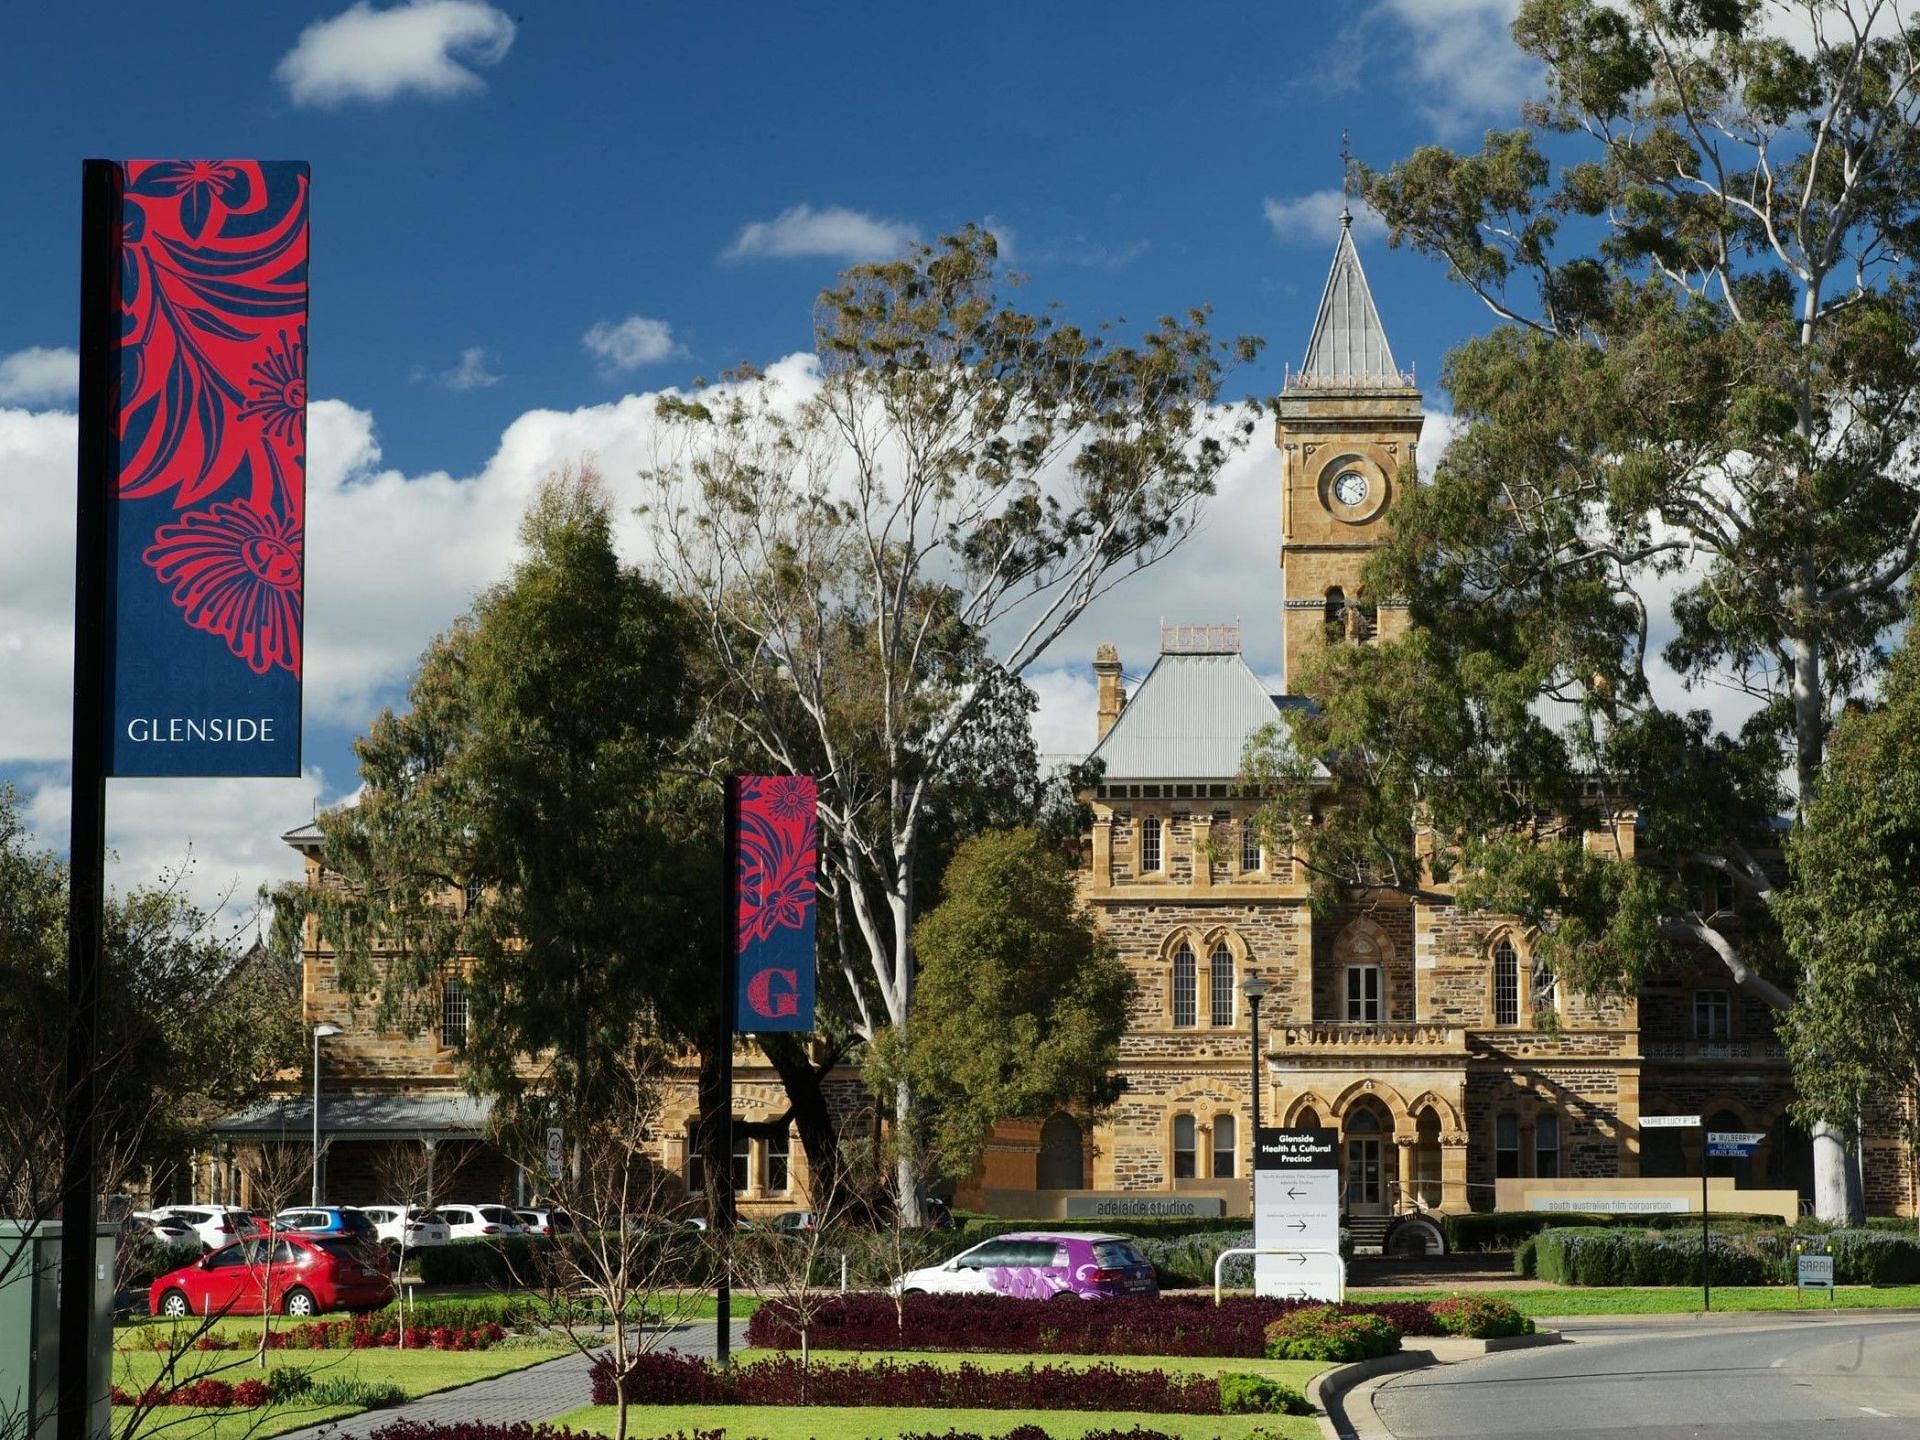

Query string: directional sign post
[1254,1128,1342,1301]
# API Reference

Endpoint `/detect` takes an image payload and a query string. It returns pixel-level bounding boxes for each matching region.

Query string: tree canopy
[276,470,711,1119]
[1248,0,1920,1220]
[873,826,1134,1184]
[643,225,1258,1213]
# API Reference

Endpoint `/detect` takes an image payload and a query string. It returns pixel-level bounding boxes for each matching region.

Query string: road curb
[1310,1348,1436,1440]
[1311,1330,1564,1439]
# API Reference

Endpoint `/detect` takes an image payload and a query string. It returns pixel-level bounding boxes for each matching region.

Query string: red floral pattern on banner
[118,160,308,676]
[735,775,818,947]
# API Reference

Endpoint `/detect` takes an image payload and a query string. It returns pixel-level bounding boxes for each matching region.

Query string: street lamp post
[1240,973,1271,1172]
[312,1024,342,1206]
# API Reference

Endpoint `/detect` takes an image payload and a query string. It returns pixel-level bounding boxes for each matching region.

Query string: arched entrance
[1037,1112,1087,1190]
[1343,1101,1393,1216]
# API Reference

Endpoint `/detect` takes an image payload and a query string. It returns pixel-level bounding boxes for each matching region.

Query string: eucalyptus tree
[1249,0,1920,1220]
[644,226,1260,1216]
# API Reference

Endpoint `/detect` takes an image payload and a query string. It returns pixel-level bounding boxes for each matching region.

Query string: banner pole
[716,775,738,1365]
[59,158,120,1440]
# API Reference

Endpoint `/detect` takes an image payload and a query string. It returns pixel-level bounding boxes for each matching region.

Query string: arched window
[1492,940,1519,1027]
[1324,586,1347,642]
[440,976,469,1050]
[1212,1114,1237,1179]
[1172,1113,1197,1179]
[1038,1112,1087,1190]
[1171,944,1197,1028]
[1139,815,1162,872]
[1530,954,1558,1017]
[1209,943,1234,1027]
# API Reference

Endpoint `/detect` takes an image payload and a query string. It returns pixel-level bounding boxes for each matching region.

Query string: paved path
[1370,1312,1920,1439]
[270,1321,748,1440]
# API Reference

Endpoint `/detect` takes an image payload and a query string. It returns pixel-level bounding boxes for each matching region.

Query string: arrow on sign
[1285,1253,1309,1266]
[1285,1220,1308,1232]
[1285,1186,1307,1200]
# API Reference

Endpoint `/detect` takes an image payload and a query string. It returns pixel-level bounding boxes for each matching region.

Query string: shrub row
[366,1425,1244,1440]
[113,1380,274,1409]
[746,1293,1450,1358]
[589,1352,1228,1414]
[1444,1210,1789,1253]
[133,1319,508,1352]
[1521,1225,1920,1286]
[112,1370,407,1411]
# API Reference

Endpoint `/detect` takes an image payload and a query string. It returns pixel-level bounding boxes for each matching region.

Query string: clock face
[1332,470,1370,508]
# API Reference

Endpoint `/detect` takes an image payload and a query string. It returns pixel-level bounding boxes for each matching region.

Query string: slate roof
[1088,648,1315,781]
[1299,211,1403,386]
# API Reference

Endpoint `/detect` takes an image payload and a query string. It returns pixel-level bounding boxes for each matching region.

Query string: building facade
[239,217,1916,1228]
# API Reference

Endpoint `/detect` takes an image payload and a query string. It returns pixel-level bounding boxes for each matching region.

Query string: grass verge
[1347,1285,1920,1316]
[550,1402,1319,1440]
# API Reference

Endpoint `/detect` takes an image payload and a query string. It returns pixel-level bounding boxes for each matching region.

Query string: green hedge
[1448,1210,1789,1253]
[1785,1230,1920,1285]
[1534,1227,1772,1287]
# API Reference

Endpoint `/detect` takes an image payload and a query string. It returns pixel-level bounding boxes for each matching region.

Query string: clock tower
[1275,208,1424,690]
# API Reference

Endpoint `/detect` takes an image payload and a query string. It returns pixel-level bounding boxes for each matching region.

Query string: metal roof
[214,1093,493,1140]
[1298,212,1403,387]
[1088,649,1311,780]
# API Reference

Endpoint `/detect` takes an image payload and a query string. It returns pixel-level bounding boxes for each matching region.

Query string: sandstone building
[221,216,1916,1229]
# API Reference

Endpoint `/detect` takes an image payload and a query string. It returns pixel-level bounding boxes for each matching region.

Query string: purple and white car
[893,1231,1158,1300]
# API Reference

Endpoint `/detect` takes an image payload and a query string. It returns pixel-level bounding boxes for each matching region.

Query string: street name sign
[1706,1131,1764,1159]
[1254,1127,1341,1302]
[1640,1115,1702,1129]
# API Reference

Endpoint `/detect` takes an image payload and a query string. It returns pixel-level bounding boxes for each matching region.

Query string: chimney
[1094,644,1126,743]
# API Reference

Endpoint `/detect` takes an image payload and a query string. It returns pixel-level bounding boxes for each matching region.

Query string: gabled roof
[1088,648,1313,781]
[1299,211,1401,386]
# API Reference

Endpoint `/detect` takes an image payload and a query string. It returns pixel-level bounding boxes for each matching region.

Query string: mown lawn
[1347,1284,1920,1315]
[550,1404,1319,1440]
[112,1341,574,1440]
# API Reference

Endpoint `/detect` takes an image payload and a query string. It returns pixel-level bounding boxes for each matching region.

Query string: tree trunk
[759,1035,872,1221]
[694,1030,727,1226]
[1791,627,1864,1225]
[893,1077,924,1227]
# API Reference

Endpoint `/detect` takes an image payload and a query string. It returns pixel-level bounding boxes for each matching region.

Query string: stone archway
[1037,1112,1087,1190]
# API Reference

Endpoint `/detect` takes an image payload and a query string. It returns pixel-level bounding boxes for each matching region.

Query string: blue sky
[0,0,1539,916]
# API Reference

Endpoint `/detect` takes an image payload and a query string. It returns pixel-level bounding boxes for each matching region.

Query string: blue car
[272,1206,383,1262]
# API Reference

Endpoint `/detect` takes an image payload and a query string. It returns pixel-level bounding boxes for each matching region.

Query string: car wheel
[900,1288,926,1297]
[158,1290,191,1318]
[281,1288,318,1318]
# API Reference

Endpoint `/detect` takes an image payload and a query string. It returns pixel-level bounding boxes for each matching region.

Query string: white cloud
[582,316,679,372]
[413,346,500,390]
[1263,190,1387,247]
[0,347,78,407]
[276,0,515,107]
[724,205,919,263]
[1359,0,1537,137]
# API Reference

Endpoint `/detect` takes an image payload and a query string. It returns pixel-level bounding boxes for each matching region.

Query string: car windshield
[1091,1241,1147,1268]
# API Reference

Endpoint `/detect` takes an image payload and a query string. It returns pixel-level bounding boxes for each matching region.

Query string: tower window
[440,976,469,1050]
[1140,816,1162,872]
[1241,822,1262,874]
[1324,587,1347,642]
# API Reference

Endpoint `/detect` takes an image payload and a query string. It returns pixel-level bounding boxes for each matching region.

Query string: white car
[512,1208,573,1238]
[360,1205,452,1254]
[148,1204,258,1253]
[436,1203,526,1240]
[130,1211,198,1247]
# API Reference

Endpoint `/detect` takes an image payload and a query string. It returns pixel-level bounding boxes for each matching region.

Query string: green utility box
[0,1222,117,1440]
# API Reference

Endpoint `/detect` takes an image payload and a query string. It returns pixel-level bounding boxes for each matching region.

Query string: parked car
[129,1212,197,1246]
[892,1232,1158,1300]
[359,1205,452,1256]
[148,1233,394,1317]
[147,1205,258,1253]
[769,1210,819,1232]
[512,1208,573,1238]
[271,1207,382,1258]
[436,1203,526,1239]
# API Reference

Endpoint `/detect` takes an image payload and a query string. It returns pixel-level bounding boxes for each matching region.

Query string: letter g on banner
[731,775,817,1033]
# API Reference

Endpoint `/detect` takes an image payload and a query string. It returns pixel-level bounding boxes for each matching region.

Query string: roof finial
[1339,128,1355,228]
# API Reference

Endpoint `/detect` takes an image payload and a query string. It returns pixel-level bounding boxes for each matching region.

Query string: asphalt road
[1372,1312,1920,1439]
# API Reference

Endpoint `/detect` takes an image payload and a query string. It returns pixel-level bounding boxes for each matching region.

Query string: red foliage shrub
[746,1293,1440,1358]
[233,1380,273,1407]
[588,1352,1222,1413]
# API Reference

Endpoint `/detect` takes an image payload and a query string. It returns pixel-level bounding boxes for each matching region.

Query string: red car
[149,1233,393,1318]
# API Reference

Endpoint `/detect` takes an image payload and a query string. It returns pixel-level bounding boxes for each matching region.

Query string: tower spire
[1298,146,1402,388]
[1339,129,1354,229]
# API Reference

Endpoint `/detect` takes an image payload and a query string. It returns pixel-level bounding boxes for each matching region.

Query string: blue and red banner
[97,160,309,777]
[731,775,818,1033]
